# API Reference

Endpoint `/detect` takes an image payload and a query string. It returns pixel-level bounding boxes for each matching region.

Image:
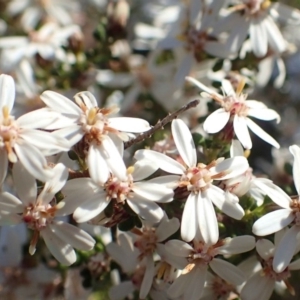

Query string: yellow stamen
[87,108,97,125]
[236,78,246,96]
[127,166,135,174]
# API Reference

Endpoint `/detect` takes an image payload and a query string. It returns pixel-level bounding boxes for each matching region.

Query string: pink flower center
[262,258,290,281]
[0,107,19,163]
[104,174,133,203]
[22,203,56,231]
[223,95,249,117]
[133,227,158,259]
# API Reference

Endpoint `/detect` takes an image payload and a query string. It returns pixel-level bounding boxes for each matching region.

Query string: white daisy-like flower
[40,90,151,184]
[186,76,280,149]
[61,159,174,224]
[220,140,284,206]
[7,0,79,31]
[0,22,81,71]
[0,162,95,266]
[215,0,300,57]
[241,235,300,300]
[252,144,300,273]
[165,234,255,300]
[200,272,240,300]
[135,119,249,243]
[157,0,228,85]
[0,74,69,182]
[128,216,180,299]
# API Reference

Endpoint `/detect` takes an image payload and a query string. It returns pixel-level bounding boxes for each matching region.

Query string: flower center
[104,173,133,203]
[0,106,19,163]
[290,197,300,225]
[210,276,235,298]
[22,203,57,231]
[76,101,120,146]
[262,258,290,281]
[223,94,249,117]
[133,227,158,259]
[180,160,228,193]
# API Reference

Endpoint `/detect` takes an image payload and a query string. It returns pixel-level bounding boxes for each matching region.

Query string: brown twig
[124,99,200,149]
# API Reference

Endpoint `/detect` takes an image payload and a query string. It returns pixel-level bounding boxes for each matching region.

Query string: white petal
[256,239,275,260]
[289,145,300,195]
[207,186,244,220]
[221,80,235,96]
[0,74,15,112]
[212,156,249,180]
[203,109,230,134]
[99,137,127,181]
[210,258,245,285]
[273,225,299,273]
[0,192,23,213]
[73,197,109,223]
[247,107,280,123]
[156,217,180,242]
[17,108,69,129]
[0,150,7,185]
[252,209,294,236]
[174,54,194,86]
[264,16,286,53]
[38,163,68,205]
[246,117,280,149]
[230,139,244,157]
[41,227,76,266]
[59,179,104,216]
[172,119,196,168]
[134,149,185,174]
[50,221,95,251]
[241,271,275,300]
[14,143,54,182]
[12,161,37,206]
[74,91,98,109]
[139,255,154,299]
[185,76,222,98]
[165,239,194,257]
[132,182,174,202]
[131,159,158,181]
[108,117,150,133]
[183,264,207,300]
[250,20,267,57]
[233,116,252,149]
[181,193,197,242]
[217,235,255,255]
[88,144,110,185]
[252,180,291,209]
[198,192,219,245]
[19,129,70,155]
[127,196,164,223]
[40,91,81,116]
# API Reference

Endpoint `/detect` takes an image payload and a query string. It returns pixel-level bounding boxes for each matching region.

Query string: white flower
[62,159,174,224]
[241,234,300,300]
[0,162,95,266]
[220,140,283,206]
[253,145,300,272]
[214,0,300,57]
[0,23,81,71]
[40,90,151,184]
[135,119,249,243]
[7,0,80,31]
[128,216,180,299]
[186,76,280,149]
[0,74,69,182]
[157,0,228,85]
[165,234,255,300]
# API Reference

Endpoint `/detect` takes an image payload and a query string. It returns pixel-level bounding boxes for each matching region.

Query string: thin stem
[124,99,200,149]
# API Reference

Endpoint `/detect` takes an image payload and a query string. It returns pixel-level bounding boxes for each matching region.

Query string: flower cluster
[0,0,300,299]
